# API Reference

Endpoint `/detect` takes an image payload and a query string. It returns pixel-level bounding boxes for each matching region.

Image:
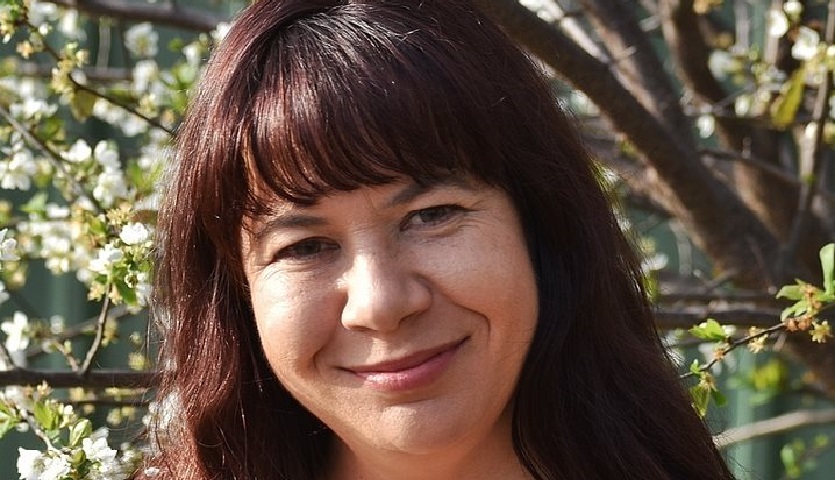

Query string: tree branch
[0,105,104,215]
[579,0,694,147]
[716,408,835,448]
[81,292,111,375]
[0,369,156,388]
[655,306,784,330]
[777,0,835,276]
[473,0,786,289]
[46,0,225,32]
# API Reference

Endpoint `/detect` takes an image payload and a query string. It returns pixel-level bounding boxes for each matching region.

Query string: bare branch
[81,292,111,375]
[0,369,156,388]
[655,306,783,330]
[46,0,225,32]
[579,0,694,146]
[716,408,835,448]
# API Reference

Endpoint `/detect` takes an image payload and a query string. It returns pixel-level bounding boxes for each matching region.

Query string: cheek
[249,277,338,376]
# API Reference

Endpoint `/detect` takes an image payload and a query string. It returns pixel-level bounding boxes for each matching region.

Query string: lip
[343,338,468,392]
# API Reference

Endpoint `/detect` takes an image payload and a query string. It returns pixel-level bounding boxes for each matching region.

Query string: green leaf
[115,278,137,305]
[710,388,727,407]
[776,284,804,301]
[821,243,834,295]
[33,400,58,431]
[20,192,48,217]
[781,300,810,321]
[689,318,728,341]
[0,406,20,439]
[771,69,806,129]
[69,89,98,121]
[689,359,701,375]
[69,419,92,447]
[690,384,710,417]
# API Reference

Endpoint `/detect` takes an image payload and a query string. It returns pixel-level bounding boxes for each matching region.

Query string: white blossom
[135,272,152,306]
[519,0,563,22]
[40,452,72,480]
[122,114,148,137]
[1,150,37,190]
[62,139,92,163]
[58,8,82,40]
[94,141,120,170]
[641,252,669,273]
[212,22,231,43]
[88,243,124,275]
[133,59,159,94]
[45,204,70,219]
[0,229,19,260]
[93,170,129,207]
[83,436,118,464]
[768,10,789,38]
[0,281,8,306]
[16,449,44,480]
[9,97,57,119]
[708,50,733,78]
[784,0,803,16]
[26,1,59,27]
[120,223,150,245]
[125,23,159,57]
[183,43,201,66]
[792,26,820,60]
[93,98,126,125]
[697,114,715,138]
[1,311,30,352]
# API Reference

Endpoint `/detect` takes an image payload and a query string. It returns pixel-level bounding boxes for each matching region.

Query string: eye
[272,237,339,263]
[402,204,466,230]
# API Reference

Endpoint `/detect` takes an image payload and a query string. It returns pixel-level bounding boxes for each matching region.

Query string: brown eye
[402,205,465,230]
[273,238,339,262]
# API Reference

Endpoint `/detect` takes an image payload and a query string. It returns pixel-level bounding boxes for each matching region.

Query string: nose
[340,251,431,332]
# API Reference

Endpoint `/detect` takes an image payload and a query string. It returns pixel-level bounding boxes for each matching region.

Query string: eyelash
[271,237,338,263]
[271,204,467,263]
[401,204,466,231]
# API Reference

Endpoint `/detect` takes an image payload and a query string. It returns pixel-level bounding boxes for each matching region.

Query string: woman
[146,0,734,478]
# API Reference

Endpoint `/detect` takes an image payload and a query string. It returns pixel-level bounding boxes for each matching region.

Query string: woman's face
[241,175,538,460]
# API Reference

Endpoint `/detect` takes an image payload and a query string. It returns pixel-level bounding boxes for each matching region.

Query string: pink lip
[344,338,467,392]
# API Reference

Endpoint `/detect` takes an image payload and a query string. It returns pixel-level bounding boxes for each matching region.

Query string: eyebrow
[249,175,477,245]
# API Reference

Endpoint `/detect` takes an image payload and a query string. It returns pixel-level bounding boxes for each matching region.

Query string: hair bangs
[239,5,504,215]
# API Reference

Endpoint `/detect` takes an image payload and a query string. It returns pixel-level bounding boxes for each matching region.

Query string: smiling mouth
[344,338,468,392]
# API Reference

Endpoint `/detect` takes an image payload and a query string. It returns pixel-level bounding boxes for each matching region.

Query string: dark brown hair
[146,0,734,478]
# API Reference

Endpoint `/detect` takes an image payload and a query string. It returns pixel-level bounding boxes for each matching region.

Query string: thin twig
[81,292,111,375]
[0,339,16,370]
[72,81,175,136]
[26,304,130,360]
[32,26,176,136]
[679,323,786,379]
[50,339,80,372]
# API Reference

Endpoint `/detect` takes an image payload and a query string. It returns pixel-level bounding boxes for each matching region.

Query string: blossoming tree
[0,0,834,478]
